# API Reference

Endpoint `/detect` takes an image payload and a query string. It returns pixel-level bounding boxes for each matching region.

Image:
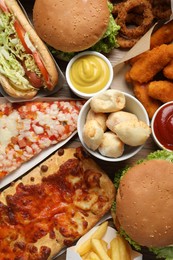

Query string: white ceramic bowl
[151,101,173,151]
[66,51,113,99]
[77,91,150,162]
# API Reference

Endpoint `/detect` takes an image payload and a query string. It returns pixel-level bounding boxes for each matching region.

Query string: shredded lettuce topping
[0,9,38,91]
[112,149,173,260]
[150,246,173,260]
[120,229,173,260]
[90,1,120,53]
[50,1,120,61]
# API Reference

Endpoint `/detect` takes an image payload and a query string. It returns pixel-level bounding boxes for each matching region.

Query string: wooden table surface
[16,1,164,259]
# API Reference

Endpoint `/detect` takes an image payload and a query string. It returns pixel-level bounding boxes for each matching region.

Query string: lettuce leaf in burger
[33,0,120,61]
[111,150,173,260]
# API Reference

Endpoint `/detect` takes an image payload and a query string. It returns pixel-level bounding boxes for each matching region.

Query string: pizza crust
[0,147,115,259]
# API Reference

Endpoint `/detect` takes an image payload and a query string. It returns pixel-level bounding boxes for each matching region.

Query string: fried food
[114,119,151,146]
[83,120,104,151]
[124,17,173,119]
[112,0,171,49]
[113,0,153,48]
[150,20,173,49]
[129,44,173,83]
[116,35,139,49]
[98,131,124,158]
[90,89,126,113]
[86,109,108,132]
[133,82,162,119]
[148,80,173,103]
[163,60,173,80]
[77,221,108,256]
[110,235,131,260]
[151,0,172,20]
[116,0,153,39]
[127,50,150,66]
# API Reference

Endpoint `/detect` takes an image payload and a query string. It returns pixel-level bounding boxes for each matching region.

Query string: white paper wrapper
[66,218,143,260]
[108,14,173,95]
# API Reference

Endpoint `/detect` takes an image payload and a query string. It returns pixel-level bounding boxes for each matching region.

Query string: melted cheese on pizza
[0,149,112,259]
[0,100,84,179]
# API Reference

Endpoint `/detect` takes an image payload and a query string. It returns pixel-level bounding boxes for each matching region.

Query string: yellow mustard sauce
[69,55,110,94]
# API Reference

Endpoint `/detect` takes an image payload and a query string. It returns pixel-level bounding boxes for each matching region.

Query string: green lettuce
[119,228,173,260]
[112,150,173,260]
[150,246,173,260]
[50,1,120,61]
[90,1,120,53]
[0,9,38,91]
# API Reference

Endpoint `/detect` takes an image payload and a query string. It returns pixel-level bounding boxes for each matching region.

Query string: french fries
[91,239,111,260]
[76,221,108,256]
[76,221,132,260]
[110,235,131,260]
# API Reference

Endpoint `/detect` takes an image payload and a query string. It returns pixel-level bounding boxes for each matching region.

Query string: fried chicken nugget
[127,51,149,66]
[148,80,173,103]
[150,20,173,49]
[129,44,173,84]
[163,60,173,80]
[133,81,162,119]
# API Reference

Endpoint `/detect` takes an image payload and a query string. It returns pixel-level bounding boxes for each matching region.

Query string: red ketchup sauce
[153,103,173,151]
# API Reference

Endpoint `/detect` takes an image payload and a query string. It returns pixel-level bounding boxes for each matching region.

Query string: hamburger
[111,150,173,259]
[0,0,58,99]
[33,0,120,61]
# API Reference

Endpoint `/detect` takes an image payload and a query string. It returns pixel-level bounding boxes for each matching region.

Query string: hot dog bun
[0,74,38,99]
[0,0,58,99]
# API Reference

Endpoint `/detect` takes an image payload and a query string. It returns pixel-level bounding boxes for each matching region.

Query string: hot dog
[0,0,58,98]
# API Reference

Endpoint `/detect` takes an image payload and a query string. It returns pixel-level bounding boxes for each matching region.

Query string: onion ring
[117,34,139,48]
[116,0,153,39]
[112,2,124,17]
[126,13,144,26]
[150,0,171,20]
[152,7,171,20]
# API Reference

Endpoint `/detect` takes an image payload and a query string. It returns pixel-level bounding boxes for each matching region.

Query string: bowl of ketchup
[151,101,173,151]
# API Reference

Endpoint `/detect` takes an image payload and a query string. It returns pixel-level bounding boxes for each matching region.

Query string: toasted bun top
[115,159,173,247]
[33,0,110,52]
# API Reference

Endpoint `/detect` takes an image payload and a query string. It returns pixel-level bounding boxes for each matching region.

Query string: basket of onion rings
[111,0,172,49]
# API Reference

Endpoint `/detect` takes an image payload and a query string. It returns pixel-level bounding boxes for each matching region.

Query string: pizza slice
[0,99,84,179]
[0,147,115,260]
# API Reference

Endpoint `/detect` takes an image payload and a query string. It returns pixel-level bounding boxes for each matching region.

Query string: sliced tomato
[0,0,8,12]
[33,52,53,90]
[14,20,52,89]
[13,20,32,54]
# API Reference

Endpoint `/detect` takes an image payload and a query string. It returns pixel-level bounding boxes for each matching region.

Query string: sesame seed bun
[33,0,110,52]
[115,159,173,247]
